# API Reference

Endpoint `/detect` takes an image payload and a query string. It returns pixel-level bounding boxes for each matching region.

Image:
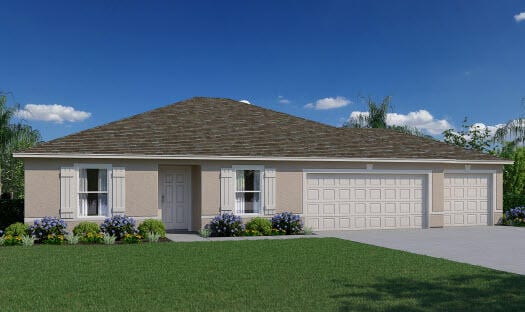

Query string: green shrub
[73,222,100,236]
[65,234,80,245]
[21,235,35,247]
[5,222,29,237]
[102,233,116,245]
[245,217,271,236]
[199,228,211,238]
[138,219,166,238]
[0,199,24,231]
[504,194,525,211]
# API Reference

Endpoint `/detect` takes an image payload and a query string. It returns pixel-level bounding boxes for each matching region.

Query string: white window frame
[232,165,264,216]
[75,164,112,219]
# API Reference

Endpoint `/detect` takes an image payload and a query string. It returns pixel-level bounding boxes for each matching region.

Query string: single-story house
[15,97,512,231]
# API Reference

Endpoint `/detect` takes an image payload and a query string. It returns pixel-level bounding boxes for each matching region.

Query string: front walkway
[318,226,525,275]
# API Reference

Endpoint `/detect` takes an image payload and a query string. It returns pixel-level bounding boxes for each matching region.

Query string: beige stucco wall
[24,158,158,226]
[23,158,504,230]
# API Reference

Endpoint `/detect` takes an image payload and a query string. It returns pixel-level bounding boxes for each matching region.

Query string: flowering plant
[505,207,525,226]
[29,216,68,244]
[271,212,303,235]
[124,233,143,244]
[209,213,243,237]
[100,215,137,240]
[1,234,23,246]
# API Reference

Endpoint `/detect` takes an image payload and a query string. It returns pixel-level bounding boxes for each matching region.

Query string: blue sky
[1,0,524,141]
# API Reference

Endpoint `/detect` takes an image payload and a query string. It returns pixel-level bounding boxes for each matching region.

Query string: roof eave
[12,152,514,165]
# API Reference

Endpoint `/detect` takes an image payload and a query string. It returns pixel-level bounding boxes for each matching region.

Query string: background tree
[0,93,41,198]
[493,97,525,147]
[499,143,525,195]
[343,96,433,138]
[442,118,494,154]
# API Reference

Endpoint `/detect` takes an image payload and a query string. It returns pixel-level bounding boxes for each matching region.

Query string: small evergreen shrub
[199,228,211,238]
[4,222,29,237]
[138,219,166,238]
[303,227,314,235]
[21,235,35,247]
[146,231,161,243]
[29,216,68,244]
[100,215,137,240]
[245,217,272,236]
[271,212,303,235]
[65,233,80,245]
[73,222,100,236]
[102,233,116,245]
[209,213,243,237]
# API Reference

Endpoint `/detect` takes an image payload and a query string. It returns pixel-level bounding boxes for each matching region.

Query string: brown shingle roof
[20,97,503,161]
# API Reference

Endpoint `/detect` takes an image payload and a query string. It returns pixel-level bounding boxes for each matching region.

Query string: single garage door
[304,173,427,231]
[444,173,491,226]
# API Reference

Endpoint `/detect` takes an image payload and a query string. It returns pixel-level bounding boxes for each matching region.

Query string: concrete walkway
[318,226,525,275]
[165,232,317,242]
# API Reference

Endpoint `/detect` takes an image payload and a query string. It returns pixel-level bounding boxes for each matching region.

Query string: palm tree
[0,93,41,197]
[493,97,525,147]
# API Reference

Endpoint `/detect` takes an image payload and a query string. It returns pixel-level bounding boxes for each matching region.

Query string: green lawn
[1,238,524,312]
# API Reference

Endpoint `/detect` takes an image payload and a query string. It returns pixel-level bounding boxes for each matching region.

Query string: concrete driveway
[319,226,525,275]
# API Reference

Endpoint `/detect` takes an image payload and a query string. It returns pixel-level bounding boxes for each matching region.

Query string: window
[78,168,109,217]
[235,168,262,214]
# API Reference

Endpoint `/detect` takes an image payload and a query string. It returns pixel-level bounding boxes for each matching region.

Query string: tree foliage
[442,118,494,154]
[499,143,525,196]
[343,96,432,138]
[0,93,41,198]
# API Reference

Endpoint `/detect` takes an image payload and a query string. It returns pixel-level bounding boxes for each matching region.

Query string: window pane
[235,192,260,214]
[236,170,260,191]
[86,193,108,216]
[87,169,99,192]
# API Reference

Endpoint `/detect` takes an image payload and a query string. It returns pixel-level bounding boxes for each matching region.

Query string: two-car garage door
[304,173,427,230]
[303,171,492,231]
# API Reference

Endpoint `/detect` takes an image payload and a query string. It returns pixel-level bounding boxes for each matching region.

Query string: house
[14,97,512,231]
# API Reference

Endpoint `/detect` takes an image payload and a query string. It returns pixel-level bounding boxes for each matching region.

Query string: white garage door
[444,173,491,226]
[304,173,427,231]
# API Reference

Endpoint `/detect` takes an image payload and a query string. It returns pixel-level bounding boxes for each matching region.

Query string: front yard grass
[1,238,524,311]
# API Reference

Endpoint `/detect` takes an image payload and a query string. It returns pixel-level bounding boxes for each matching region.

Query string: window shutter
[112,167,126,215]
[264,168,276,215]
[220,168,234,213]
[60,167,76,219]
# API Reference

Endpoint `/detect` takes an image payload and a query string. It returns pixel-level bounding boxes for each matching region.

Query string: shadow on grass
[332,272,525,312]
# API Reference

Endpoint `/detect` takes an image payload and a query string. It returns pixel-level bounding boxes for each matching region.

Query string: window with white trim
[235,168,262,214]
[78,167,109,217]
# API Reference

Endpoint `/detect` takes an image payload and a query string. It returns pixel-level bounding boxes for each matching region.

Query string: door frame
[159,166,192,231]
[443,169,496,226]
[302,169,433,229]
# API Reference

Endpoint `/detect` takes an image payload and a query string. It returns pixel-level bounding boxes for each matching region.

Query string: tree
[493,97,525,147]
[442,118,494,154]
[499,143,525,195]
[343,96,433,138]
[0,93,41,198]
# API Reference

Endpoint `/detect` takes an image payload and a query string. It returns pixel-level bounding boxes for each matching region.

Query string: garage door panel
[444,173,490,227]
[304,173,426,230]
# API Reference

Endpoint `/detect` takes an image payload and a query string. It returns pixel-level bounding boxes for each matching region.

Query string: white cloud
[469,123,505,137]
[514,12,525,22]
[349,109,452,135]
[278,96,290,104]
[304,96,351,110]
[16,104,91,123]
[239,100,251,104]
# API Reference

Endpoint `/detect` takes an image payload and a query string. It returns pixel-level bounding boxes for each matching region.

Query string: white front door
[161,168,191,230]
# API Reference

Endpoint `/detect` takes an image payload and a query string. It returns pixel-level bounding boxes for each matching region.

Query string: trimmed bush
[138,219,166,238]
[271,212,303,235]
[4,222,29,237]
[29,216,68,244]
[0,199,24,231]
[209,213,243,237]
[100,215,137,240]
[73,222,100,236]
[245,217,272,236]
